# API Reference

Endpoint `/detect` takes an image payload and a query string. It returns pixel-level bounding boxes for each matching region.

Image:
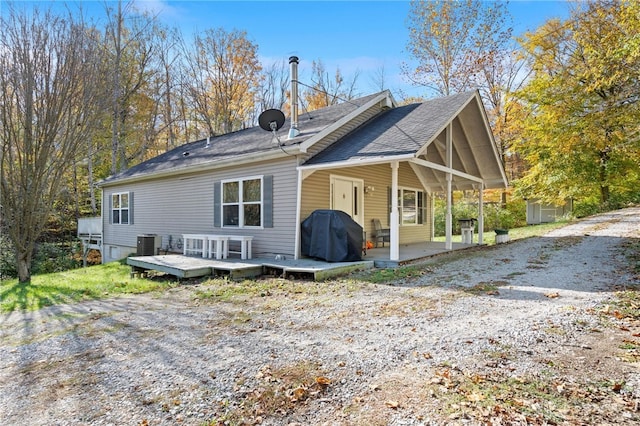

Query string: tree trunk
[16,249,32,283]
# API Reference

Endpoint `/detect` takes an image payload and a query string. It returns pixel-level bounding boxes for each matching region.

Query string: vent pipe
[288,56,300,139]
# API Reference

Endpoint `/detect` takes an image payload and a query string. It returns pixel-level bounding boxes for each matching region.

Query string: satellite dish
[258,109,285,132]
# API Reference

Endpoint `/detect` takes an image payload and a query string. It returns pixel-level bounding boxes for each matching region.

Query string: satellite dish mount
[258,109,286,145]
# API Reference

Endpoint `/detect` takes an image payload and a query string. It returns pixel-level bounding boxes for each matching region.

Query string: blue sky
[5,0,572,98]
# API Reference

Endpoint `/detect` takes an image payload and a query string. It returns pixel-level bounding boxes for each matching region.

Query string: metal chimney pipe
[288,56,300,139]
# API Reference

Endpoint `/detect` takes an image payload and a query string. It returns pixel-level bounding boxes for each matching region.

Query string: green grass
[0,260,176,312]
[433,220,570,245]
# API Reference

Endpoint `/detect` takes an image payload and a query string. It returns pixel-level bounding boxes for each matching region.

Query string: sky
[4,0,572,99]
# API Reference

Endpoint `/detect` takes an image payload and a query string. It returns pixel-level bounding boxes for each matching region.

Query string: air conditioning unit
[137,234,161,256]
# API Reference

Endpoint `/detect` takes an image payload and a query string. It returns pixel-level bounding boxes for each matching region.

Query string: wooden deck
[127,255,374,280]
[127,241,480,281]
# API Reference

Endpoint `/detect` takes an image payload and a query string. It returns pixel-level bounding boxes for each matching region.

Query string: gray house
[98,58,507,264]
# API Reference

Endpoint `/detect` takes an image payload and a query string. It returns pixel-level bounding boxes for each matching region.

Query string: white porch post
[390,161,400,261]
[294,167,303,260]
[445,175,452,250]
[445,122,453,250]
[478,183,484,245]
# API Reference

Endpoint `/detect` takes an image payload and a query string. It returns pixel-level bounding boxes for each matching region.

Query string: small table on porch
[206,235,230,260]
[182,234,209,258]
[225,235,253,260]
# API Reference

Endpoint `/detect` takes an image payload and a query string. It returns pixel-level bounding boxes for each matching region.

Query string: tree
[256,59,289,114]
[515,0,640,207]
[103,0,162,174]
[302,59,360,111]
[404,0,513,97]
[183,28,262,136]
[0,6,105,282]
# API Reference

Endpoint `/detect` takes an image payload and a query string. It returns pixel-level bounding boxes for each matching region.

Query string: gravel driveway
[1,208,639,425]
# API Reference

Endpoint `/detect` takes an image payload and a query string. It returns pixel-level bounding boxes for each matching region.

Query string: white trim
[390,162,400,261]
[294,167,303,260]
[220,175,264,229]
[415,92,476,159]
[330,174,365,227]
[472,94,509,188]
[297,154,415,172]
[298,91,394,153]
[409,157,484,184]
[396,186,426,227]
[111,191,131,225]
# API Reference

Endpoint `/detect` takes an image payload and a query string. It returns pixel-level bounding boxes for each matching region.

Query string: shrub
[32,242,81,275]
[433,198,526,237]
[0,233,17,279]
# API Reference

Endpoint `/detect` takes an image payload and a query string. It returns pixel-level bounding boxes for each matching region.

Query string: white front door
[330,175,364,226]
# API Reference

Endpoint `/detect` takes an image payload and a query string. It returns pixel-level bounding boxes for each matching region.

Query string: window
[111,192,131,225]
[222,177,262,227]
[397,187,425,226]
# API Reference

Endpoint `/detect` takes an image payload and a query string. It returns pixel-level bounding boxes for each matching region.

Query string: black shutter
[213,181,221,227]
[109,194,113,224]
[263,175,273,228]
[128,192,134,225]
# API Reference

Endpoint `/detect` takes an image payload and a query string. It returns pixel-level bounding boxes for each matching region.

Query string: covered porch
[295,90,508,264]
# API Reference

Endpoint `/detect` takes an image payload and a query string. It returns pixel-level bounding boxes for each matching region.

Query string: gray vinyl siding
[300,162,432,245]
[102,156,299,261]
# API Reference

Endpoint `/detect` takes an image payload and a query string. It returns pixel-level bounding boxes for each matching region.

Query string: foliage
[404,0,513,97]
[514,0,640,208]
[302,59,360,110]
[0,5,106,282]
[184,27,262,136]
[31,242,82,276]
[433,196,526,236]
[0,260,176,312]
[0,233,17,280]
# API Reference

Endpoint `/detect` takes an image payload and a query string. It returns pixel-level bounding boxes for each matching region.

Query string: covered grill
[301,210,363,262]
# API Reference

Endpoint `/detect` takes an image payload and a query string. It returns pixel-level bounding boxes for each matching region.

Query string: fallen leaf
[385,400,400,409]
[290,387,307,402]
[315,376,331,386]
[466,392,485,402]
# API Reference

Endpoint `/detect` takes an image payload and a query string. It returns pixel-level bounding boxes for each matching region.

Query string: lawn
[0,260,176,313]
[433,220,570,245]
[0,221,570,313]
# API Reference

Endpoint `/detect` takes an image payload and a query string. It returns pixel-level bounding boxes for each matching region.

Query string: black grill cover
[301,210,363,262]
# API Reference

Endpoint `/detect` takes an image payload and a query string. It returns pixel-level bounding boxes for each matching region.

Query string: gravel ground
[1,208,639,425]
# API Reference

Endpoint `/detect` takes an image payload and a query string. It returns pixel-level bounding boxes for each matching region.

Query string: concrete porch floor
[363,241,478,267]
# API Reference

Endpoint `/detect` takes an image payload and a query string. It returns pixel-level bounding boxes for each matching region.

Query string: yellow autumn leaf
[315,376,331,386]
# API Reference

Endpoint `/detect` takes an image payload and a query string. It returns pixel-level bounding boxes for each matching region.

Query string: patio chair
[372,219,390,248]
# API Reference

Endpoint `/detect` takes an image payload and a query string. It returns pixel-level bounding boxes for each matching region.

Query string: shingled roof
[300,90,507,190]
[304,91,480,165]
[99,92,385,186]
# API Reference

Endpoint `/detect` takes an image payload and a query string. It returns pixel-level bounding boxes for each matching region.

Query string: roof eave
[98,146,301,188]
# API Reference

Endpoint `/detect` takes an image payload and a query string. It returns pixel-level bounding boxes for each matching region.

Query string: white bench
[225,235,253,260]
[182,234,209,258]
[184,234,254,260]
[206,235,230,260]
